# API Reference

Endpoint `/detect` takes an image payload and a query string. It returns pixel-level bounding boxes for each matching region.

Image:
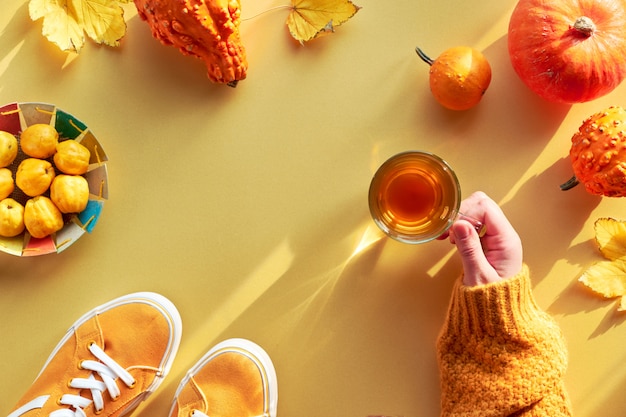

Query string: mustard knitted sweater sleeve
[437,265,573,416]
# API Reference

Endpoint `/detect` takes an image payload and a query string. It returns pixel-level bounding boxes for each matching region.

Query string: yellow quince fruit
[24,195,64,238]
[50,174,89,213]
[54,140,90,175]
[0,198,25,237]
[0,168,15,200]
[20,123,59,159]
[16,158,56,197]
[0,131,18,168]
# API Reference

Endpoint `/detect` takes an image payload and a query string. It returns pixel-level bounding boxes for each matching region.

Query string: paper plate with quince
[0,102,109,256]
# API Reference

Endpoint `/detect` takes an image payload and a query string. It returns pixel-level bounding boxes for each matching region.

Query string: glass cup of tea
[368,151,485,244]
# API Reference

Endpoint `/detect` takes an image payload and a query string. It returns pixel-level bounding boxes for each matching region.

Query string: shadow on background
[501,157,601,282]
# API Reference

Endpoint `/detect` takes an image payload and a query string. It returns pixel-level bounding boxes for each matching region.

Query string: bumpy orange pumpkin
[416,46,492,111]
[134,0,247,87]
[562,106,626,197]
[508,0,626,103]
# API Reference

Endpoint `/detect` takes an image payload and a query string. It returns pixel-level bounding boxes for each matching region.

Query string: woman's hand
[443,191,523,286]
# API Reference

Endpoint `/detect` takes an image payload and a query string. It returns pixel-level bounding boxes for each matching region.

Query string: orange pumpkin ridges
[134,0,248,87]
[508,0,626,104]
[562,106,626,197]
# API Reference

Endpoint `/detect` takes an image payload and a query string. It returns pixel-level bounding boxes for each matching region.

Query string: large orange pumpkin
[508,0,626,104]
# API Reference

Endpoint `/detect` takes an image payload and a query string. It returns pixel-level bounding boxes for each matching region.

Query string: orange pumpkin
[416,46,492,111]
[508,0,626,104]
[561,106,626,197]
[134,0,247,87]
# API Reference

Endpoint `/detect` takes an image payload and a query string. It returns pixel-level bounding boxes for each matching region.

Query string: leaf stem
[241,5,293,21]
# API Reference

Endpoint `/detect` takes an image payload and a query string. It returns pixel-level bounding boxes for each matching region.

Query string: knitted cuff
[437,265,572,416]
[443,264,549,340]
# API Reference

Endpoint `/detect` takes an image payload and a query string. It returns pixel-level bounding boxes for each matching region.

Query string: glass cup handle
[457,212,487,237]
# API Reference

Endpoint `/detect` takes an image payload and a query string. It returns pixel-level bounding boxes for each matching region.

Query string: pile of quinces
[0,124,90,239]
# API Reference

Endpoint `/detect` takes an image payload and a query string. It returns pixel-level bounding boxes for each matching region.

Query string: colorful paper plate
[0,102,109,256]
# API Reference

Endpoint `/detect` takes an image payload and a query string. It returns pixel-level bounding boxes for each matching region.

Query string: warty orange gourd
[562,106,626,197]
[134,0,248,87]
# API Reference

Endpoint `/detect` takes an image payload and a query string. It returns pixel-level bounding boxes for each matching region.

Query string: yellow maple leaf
[286,0,361,44]
[579,218,626,311]
[580,259,626,311]
[29,0,127,53]
[594,217,626,260]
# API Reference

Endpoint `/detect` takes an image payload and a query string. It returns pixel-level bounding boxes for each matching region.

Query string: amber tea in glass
[368,151,463,244]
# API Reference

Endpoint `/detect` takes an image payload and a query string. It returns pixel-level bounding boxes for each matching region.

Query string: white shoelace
[50,342,136,417]
[191,411,269,417]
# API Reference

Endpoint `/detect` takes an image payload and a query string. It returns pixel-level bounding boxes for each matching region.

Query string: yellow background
[1,0,626,415]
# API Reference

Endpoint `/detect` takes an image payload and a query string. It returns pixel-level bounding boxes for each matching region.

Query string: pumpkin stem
[415,47,434,66]
[572,16,595,37]
[560,175,580,191]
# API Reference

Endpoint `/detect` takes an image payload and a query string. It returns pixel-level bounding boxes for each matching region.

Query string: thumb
[452,221,493,286]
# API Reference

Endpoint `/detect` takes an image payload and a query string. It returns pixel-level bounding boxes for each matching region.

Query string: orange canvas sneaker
[7,292,182,417]
[168,338,278,417]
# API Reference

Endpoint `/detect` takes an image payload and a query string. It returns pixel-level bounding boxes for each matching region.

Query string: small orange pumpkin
[561,106,626,197]
[416,46,492,111]
[508,0,626,103]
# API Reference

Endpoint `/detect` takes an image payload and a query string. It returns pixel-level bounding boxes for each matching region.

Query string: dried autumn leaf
[286,0,361,44]
[594,217,626,261]
[579,259,626,310]
[29,0,127,53]
[579,218,626,311]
